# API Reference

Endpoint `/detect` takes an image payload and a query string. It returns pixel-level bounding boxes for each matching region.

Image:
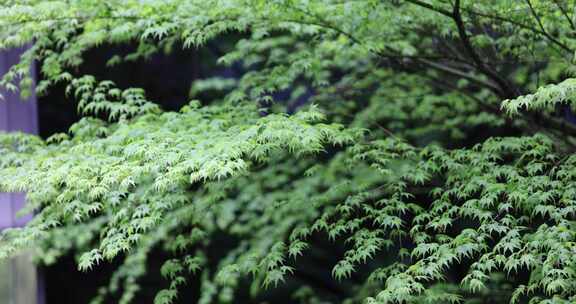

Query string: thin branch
[403,0,518,98]
[403,0,453,17]
[374,53,467,63]
[452,0,517,99]
[281,18,364,45]
[552,0,576,31]
[416,58,501,92]
[421,71,502,113]
[279,2,366,45]
[424,70,576,144]
[461,6,572,54]
[438,36,467,62]
[525,0,551,39]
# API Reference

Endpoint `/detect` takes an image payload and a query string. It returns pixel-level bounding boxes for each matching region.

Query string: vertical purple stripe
[0,46,38,133]
[37,266,45,304]
[0,46,44,304]
[0,47,38,229]
[0,194,14,229]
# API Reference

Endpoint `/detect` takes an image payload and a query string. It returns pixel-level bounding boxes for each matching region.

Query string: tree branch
[461,6,572,54]
[524,0,567,52]
[452,0,517,99]
[402,0,453,17]
[552,0,576,32]
[416,58,501,92]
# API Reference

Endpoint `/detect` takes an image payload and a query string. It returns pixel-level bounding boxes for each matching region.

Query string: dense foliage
[2,0,576,303]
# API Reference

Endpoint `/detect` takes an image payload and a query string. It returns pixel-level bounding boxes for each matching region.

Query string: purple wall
[0,47,38,230]
[0,47,44,304]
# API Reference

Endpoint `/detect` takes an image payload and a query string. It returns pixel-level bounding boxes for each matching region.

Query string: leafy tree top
[2,1,576,303]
